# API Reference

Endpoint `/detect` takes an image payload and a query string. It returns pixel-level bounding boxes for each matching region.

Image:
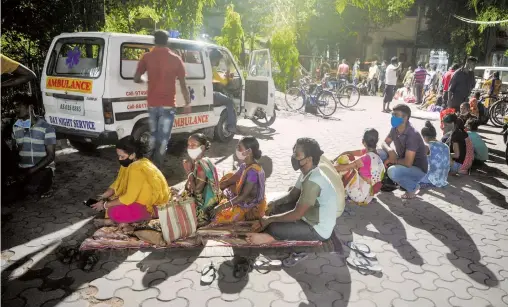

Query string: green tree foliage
[420,0,507,63]
[270,27,300,90]
[103,0,214,38]
[215,5,244,61]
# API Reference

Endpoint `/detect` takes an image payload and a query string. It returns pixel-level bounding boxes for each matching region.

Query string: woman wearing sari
[334,129,385,205]
[183,133,220,226]
[212,137,267,224]
[482,71,501,108]
[92,136,170,230]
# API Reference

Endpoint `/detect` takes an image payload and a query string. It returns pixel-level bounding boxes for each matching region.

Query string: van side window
[47,38,104,79]
[168,43,205,79]
[120,44,151,79]
[120,43,205,80]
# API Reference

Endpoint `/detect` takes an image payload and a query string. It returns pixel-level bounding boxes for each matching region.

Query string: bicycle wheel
[490,101,507,127]
[337,85,361,108]
[285,87,305,111]
[316,91,338,117]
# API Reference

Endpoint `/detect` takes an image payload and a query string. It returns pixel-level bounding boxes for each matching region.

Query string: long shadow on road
[378,194,499,286]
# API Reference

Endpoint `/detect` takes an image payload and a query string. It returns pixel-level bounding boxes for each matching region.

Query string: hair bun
[425,120,433,128]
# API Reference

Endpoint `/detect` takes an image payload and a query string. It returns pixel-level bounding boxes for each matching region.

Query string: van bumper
[54,126,118,145]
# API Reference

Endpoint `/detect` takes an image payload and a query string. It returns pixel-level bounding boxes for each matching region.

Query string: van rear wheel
[214,111,234,142]
[132,123,153,156]
[68,140,98,152]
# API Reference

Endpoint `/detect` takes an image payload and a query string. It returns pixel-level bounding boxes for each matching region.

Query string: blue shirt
[13,118,56,169]
[467,131,489,161]
[295,168,338,239]
[426,141,450,187]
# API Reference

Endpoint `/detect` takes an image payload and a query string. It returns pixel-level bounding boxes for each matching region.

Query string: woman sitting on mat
[448,115,474,175]
[212,136,267,224]
[334,128,385,205]
[419,121,450,188]
[92,136,170,231]
[183,133,220,226]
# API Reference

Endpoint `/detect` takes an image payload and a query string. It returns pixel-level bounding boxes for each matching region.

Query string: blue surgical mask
[14,119,31,129]
[391,115,404,128]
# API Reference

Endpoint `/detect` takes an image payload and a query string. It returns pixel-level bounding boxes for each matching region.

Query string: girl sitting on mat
[212,136,267,224]
[334,128,385,205]
[419,121,450,188]
[183,133,220,227]
[92,136,170,231]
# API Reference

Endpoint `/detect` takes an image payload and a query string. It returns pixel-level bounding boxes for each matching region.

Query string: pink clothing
[358,149,372,179]
[108,203,158,223]
[338,64,350,75]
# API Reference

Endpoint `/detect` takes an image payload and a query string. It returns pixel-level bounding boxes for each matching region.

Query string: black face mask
[119,158,134,167]
[291,156,305,171]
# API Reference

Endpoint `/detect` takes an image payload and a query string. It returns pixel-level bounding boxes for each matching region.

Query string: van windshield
[47,37,104,79]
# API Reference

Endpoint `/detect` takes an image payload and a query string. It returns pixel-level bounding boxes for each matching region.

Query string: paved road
[2,95,508,307]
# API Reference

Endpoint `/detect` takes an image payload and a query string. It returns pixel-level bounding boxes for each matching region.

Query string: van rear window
[120,42,205,80]
[47,37,104,79]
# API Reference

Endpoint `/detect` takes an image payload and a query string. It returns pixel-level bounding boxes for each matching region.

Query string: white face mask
[187,147,202,160]
[236,149,246,161]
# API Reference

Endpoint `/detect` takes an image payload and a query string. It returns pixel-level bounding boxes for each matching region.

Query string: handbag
[157,196,198,244]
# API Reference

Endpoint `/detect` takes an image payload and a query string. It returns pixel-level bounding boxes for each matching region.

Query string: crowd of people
[0,31,495,249]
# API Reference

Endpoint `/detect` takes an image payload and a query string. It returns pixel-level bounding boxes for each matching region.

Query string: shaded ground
[2,95,508,307]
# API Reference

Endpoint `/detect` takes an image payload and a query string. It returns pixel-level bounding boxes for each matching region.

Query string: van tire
[69,140,98,152]
[132,123,152,156]
[214,111,235,142]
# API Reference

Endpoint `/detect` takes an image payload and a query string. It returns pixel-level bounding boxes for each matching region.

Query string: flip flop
[201,262,217,285]
[346,252,382,275]
[253,259,282,274]
[345,241,376,259]
[401,188,420,200]
[82,253,99,272]
[59,247,79,264]
[233,257,253,278]
[282,252,309,267]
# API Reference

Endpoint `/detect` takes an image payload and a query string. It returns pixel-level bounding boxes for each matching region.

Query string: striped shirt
[413,67,427,84]
[13,118,56,169]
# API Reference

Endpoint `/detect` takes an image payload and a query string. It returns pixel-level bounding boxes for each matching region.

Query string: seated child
[418,89,437,110]
[459,102,477,125]
[334,129,385,205]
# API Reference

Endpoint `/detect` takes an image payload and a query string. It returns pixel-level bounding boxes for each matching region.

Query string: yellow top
[212,67,229,86]
[109,158,170,213]
[1,54,20,74]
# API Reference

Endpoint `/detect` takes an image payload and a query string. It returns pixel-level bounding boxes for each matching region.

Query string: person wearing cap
[383,56,402,112]
[448,56,478,111]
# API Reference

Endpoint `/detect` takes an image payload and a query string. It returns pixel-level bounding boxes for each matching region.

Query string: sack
[157,196,197,244]
[134,230,166,246]
[318,155,346,217]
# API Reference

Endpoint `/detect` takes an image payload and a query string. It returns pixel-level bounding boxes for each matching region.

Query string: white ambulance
[41,32,276,151]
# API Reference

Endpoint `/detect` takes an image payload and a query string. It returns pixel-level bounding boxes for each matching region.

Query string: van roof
[56,32,217,48]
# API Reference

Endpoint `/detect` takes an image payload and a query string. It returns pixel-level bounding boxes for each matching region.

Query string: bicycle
[332,77,361,108]
[488,95,508,127]
[285,79,338,116]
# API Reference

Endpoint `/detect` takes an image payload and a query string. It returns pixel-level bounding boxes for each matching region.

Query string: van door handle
[203,86,206,97]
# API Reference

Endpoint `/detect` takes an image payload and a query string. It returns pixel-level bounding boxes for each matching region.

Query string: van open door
[244,49,276,124]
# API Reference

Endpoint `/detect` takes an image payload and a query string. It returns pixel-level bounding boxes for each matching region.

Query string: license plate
[58,100,84,116]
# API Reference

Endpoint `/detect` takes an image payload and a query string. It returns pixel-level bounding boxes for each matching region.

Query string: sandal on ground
[282,252,309,267]
[253,259,282,274]
[81,253,99,272]
[346,252,382,275]
[200,262,218,285]
[233,256,253,279]
[58,247,79,264]
[401,188,420,200]
[345,241,376,259]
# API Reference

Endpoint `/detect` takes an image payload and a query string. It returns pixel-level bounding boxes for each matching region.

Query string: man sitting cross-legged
[246,138,338,245]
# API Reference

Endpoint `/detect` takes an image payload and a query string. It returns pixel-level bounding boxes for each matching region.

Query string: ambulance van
[41,32,276,151]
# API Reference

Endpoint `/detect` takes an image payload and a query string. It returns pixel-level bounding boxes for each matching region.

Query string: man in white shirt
[367,61,380,95]
[383,56,402,112]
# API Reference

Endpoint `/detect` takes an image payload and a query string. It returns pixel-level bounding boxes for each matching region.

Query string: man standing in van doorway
[134,30,191,170]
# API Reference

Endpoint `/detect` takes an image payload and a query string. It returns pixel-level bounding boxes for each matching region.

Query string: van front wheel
[68,140,98,152]
[214,111,234,142]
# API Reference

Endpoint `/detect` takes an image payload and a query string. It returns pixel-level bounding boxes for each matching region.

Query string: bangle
[103,201,108,210]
